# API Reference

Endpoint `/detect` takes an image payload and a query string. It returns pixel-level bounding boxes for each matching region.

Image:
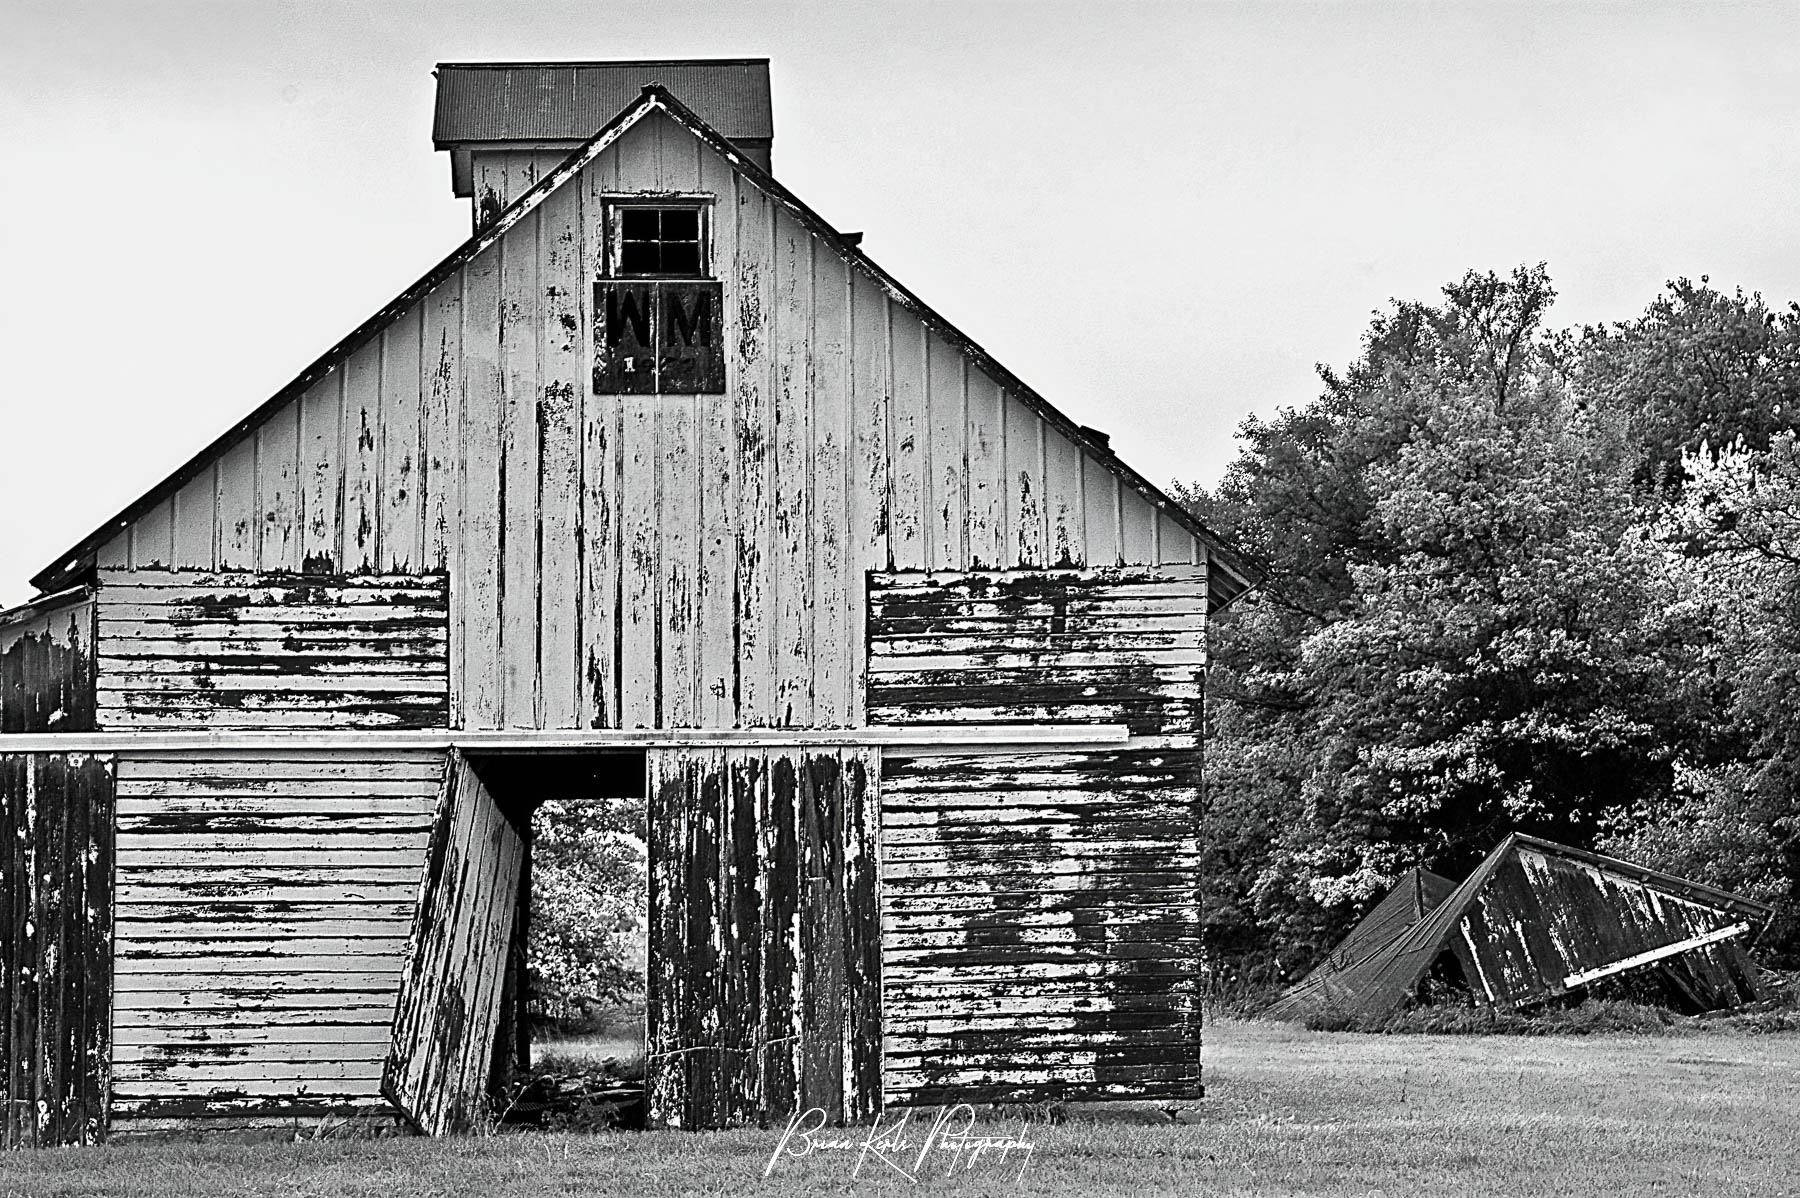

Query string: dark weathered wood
[0,753,114,1148]
[0,596,96,734]
[868,566,1207,1108]
[93,571,449,731]
[1452,839,1768,1011]
[644,747,881,1130]
[383,754,524,1134]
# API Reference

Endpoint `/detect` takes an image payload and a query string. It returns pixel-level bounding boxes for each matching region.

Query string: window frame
[601,194,716,280]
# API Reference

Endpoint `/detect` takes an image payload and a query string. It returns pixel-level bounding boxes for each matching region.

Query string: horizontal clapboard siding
[94,571,449,730]
[867,566,1207,736]
[110,750,444,1130]
[869,566,1206,1106]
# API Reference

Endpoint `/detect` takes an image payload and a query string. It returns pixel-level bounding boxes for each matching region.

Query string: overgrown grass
[1302,971,1800,1035]
[3,1019,1797,1196]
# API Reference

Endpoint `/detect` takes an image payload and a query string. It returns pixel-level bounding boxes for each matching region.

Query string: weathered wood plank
[94,573,449,731]
[772,213,814,727]
[383,755,524,1135]
[731,179,777,727]
[257,401,302,573]
[381,308,425,575]
[645,747,880,1131]
[341,339,383,575]
[538,178,585,730]
[811,253,852,727]
[0,753,113,1148]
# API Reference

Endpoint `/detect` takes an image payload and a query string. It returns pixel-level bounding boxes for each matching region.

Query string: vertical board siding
[110,750,442,1132]
[93,570,449,730]
[91,108,1207,732]
[384,755,524,1134]
[0,753,113,1148]
[645,746,881,1129]
[867,566,1207,1106]
[0,599,96,733]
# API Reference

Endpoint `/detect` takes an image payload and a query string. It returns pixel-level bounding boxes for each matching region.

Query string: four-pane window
[615,205,706,277]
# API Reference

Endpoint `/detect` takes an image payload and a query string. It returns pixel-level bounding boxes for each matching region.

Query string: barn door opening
[384,750,648,1135]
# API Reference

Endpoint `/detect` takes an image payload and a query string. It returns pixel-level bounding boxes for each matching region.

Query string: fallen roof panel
[1262,834,1775,1023]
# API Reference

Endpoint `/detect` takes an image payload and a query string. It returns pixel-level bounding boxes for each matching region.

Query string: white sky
[2,1,1798,608]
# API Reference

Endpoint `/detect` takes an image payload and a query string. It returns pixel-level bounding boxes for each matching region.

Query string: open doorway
[463,751,649,1129]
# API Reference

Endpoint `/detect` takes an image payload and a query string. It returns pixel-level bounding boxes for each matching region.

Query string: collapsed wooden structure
[1261,834,1773,1023]
[0,60,1257,1144]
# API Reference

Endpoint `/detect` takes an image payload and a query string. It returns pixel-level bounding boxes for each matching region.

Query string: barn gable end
[45,88,1246,733]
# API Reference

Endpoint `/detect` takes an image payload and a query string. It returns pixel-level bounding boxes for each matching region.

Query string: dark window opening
[614,204,706,278]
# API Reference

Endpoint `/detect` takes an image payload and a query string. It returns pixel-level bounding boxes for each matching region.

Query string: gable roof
[32,85,1260,607]
[1261,833,1774,1022]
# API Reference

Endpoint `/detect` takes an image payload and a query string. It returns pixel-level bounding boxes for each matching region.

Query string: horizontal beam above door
[0,725,1132,755]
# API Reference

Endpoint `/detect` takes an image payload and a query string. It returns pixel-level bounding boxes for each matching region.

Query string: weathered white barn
[0,59,1256,1142]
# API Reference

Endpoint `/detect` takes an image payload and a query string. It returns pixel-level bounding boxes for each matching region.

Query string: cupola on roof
[433,59,775,191]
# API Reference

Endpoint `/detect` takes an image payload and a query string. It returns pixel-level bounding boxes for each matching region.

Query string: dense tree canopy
[1184,268,1800,987]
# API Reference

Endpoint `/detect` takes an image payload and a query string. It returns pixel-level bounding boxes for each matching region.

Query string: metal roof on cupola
[434,59,777,190]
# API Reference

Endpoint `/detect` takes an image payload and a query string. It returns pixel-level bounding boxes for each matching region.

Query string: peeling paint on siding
[0,752,114,1147]
[109,750,441,1134]
[644,746,881,1129]
[868,566,1208,1105]
[94,571,449,731]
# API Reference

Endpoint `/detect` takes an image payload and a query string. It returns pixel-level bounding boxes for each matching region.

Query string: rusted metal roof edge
[1509,832,1776,920]
[0,585,94,631]
[639,88,1264,606]
[28,93,667,596]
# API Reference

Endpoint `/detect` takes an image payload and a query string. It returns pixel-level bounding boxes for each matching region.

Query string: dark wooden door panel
[645,747,880,1129]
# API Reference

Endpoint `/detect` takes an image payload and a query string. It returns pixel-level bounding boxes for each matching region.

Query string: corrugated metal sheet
[94,571,449,730]
[0,753,113,1148]
[385,754,523,1135]
[433,60,773,145]
[109,750,442,1134]
[1259,867,1456,1020]
[645,746,881,1130]
[1262,834,1775,1023]
[869,567,1207,1106]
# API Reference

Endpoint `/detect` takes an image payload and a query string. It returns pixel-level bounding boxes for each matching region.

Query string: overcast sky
[3,1,1798,608]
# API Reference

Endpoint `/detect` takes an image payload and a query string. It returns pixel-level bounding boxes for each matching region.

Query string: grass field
[2,1018,1796,1197]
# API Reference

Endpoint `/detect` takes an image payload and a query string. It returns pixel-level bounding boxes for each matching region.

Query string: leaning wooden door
[384,755,524,1134]
[644,747,882,1130]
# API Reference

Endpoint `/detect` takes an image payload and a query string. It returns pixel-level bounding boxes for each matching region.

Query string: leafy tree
[528,796,648,1019]
[1187,265,1722,979]
[1575,279,1800,489]
[1600,437,1800,960]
